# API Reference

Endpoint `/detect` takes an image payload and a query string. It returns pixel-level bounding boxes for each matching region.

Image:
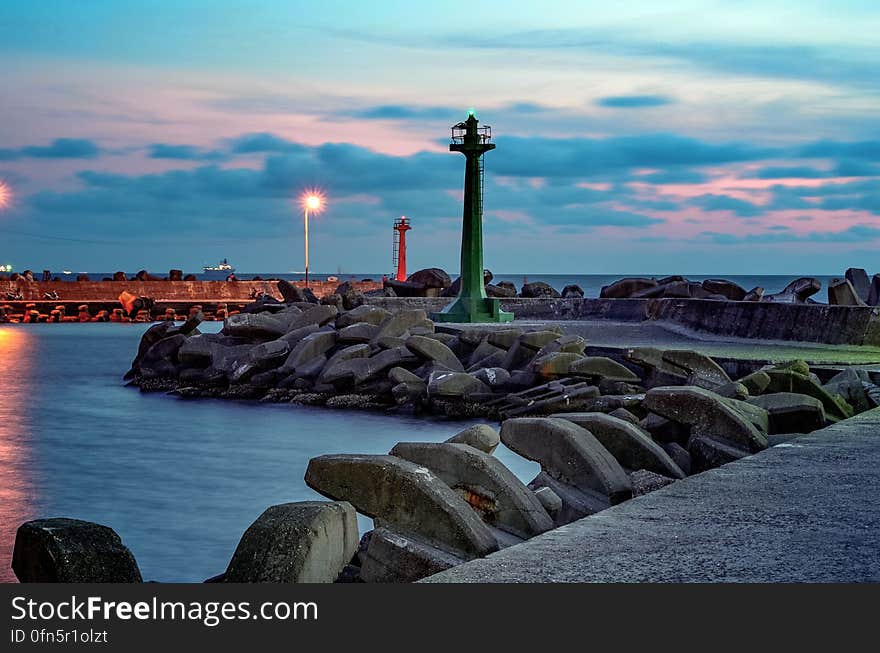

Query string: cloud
[147,143,223,161]
[755,165,827,179]
[0,138,100,160]
[596,95,672,109]
[492,133,772,178]
[343,104,455,121]
[701,224,880,244]
[799,140,880,160]
[691,194,763,217]
[228,133,307,154]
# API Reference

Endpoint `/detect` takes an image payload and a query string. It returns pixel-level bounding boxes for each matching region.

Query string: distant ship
[203,258,235,272]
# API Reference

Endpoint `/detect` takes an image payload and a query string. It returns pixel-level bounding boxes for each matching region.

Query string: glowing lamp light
[301,190,324,213]
[467,108,475,117]
[0,181,11,209]
[299,189,327,288]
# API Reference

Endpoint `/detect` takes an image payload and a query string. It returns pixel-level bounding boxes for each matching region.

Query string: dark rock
[13,518,142,583]
[407,268,451,289]
[302,288,319,303]
[135,269,161,281]
[823,368,878,414]
[471,367,511,390]
[427,371,491,397]
[828,278,867,306]
[333,282,365,310]
[441,270,494,297]
[520,281,560,298]
[486,283,517,298]
[372,309,428,345]
[764,369,853,420]
[660,441,692,475]
[561,284,585,298]
[869,274,880,306]
[737,371,771,395]
[701,278,747,301]
[689,436,749,472]
[845,268,871,302]
[336,305,391,329]
[496,281,517,296]
[743,287,764,301]
[223,313,287,340]
[600,277,657,299]
[405,335,464,371]
[279,284,311,305]
[320,293,344,309]
[569,356,640,383]
[763,277,821,303]
[384,278,428,297]
[338,322,380,344]
[747,392,826,434]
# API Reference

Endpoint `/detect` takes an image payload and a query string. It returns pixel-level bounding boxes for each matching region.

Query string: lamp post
[302,193,323,287]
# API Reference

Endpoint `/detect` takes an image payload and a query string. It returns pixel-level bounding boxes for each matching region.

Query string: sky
[1,0,879,275]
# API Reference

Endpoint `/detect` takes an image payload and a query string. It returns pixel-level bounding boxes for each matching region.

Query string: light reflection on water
[0,328,37,579]
[0,323,538,582]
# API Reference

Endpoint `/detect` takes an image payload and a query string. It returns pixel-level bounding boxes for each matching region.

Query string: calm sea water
[37,272,840,301]
[0,323,538,583]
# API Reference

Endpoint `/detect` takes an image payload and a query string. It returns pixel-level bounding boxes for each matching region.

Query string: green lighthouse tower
[431,111,513,323]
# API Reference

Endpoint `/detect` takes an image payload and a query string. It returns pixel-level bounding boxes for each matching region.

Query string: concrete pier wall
[2,279,381,302]
[365,296,880,346]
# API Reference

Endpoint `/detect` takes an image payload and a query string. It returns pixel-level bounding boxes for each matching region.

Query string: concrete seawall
[3,279,381,302]
[366,296,880,347]
[423,406,880,583]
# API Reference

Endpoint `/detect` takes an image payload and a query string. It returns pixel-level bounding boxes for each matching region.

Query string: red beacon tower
[392,216,412,281]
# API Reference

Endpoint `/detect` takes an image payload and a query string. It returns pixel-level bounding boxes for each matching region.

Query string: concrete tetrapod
[224,502,358,583]
[305,454,499,559]
[13,518,142,583]
[500,418,632,525]
[389,442,554,540]
[644,386,769,453]
[554,412,685,479]
[359,528,467,583]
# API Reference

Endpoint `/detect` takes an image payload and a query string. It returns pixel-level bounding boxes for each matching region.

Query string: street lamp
[301,191,324,287]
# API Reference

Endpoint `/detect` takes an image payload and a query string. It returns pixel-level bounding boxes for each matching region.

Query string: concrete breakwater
[0,278,382,323]
[14,281,880,583]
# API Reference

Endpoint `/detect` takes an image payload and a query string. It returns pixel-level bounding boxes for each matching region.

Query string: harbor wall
[2,279,382,302]
[365,296,880,347]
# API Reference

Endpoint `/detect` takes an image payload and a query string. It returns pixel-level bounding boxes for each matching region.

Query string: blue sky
[1,0,879,274]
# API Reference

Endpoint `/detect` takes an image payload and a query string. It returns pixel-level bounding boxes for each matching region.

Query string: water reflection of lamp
[0,327,36,582]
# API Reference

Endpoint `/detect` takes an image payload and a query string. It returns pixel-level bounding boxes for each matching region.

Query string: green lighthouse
[431,111,513,323]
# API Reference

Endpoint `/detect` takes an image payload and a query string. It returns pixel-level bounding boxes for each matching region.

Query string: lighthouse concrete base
[430,295,513,324]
